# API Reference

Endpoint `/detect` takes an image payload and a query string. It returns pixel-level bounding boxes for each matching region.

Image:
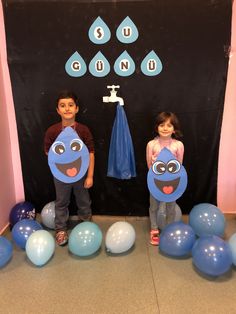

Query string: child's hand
[84,177,93,189]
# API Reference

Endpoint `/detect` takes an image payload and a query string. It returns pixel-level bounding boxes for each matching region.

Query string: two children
[45,93,183,247]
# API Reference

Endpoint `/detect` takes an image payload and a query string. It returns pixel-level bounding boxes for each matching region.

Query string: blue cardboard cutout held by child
[147,147,187,202]
[48,126,89,183]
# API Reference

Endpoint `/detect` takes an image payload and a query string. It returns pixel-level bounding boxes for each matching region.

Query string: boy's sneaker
[56,231,68,246]
[150,229,160,246]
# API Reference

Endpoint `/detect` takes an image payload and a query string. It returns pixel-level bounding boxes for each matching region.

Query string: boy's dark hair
[56,90,78,107]
[154,112,182,139]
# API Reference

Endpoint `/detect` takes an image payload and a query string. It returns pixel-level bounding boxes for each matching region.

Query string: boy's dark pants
[54,177,92,231]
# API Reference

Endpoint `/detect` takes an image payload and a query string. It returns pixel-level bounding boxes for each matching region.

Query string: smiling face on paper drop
[147,148,187,202]
[48,127,89,183]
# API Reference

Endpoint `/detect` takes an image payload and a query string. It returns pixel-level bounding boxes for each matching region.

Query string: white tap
[103,85,124,106]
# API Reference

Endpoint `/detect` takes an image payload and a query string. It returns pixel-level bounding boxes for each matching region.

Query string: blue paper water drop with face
[147,148,187,202]
[48,127,89,183]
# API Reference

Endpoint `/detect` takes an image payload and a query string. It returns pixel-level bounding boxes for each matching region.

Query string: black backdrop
[3,0,232,215]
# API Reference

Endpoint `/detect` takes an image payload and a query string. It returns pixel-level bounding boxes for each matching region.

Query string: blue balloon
[69,222,102,257]
[9,201,36,227]
[12,219,43,249]
[192,235,232,276]
[228,233,236,266]
[159,221,196,257]
[26,230,55,267]
[189,203,225,237]
[0,236,13,268]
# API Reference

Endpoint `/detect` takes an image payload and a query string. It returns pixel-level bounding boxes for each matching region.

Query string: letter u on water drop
[116,16,139,44]
[88,17,111,44]
[89,51,110,77]
[65,51,87,77]
[141,50,163,76]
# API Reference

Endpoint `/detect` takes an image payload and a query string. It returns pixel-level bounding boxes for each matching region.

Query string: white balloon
[26,230,55,266]
[41,201,69,229]
[105,221,136,254]
[157,202,182,230]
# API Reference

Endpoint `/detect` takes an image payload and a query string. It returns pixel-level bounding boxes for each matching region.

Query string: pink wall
[0,2,24,233]
[217,1,236,213]
[0,2,235,222]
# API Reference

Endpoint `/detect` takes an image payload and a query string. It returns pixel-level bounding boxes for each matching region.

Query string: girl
[146,112,184,245]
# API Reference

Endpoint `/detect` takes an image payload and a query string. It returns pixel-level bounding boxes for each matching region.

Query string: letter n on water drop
[141,51,163,76]
[114,51,135,77]
[65,52,87,77]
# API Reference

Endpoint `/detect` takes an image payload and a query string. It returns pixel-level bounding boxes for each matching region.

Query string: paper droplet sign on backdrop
[114,50,136,77]
[89,51,110,77]
[88,16,111,44]
[141,50,163,76]
[116,16,139,44]
[65,51,87,77]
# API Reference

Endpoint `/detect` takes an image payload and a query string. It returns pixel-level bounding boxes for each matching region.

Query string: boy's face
[57,97,79,121]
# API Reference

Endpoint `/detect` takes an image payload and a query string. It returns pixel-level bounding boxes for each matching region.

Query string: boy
[44,90,95,246]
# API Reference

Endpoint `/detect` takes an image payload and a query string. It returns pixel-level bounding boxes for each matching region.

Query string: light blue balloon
[192,235,232,276]
[69,222,102,257]
[189,203,225,237]
[26,230,55,266]
[12,219,43,249]
[0,236,13,268]
[159,221,196,257]
[228,233,236,266]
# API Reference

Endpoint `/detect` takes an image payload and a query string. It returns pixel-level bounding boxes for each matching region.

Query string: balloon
[12,219,43,249]
[105,221,136,254]
[41,201,69,229]
[0,236,13,268]
[9,201,36,227]
[189,203,225,237]
[159,221,196,257]
[228,233,236,266]
[192,235,232,276]
[26,230,55,266]
[157,202,182,230]
[69,222,102,257]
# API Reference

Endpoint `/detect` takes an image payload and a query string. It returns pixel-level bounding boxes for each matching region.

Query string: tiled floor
[0,214,236,314]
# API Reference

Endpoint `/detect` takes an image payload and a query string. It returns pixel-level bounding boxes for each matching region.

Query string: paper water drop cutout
[141,50,163,76]
[116,16,139,44]
[89,51,110,77]
[88,17,111,44]
[114,51,135,77]
[65,51,87,77]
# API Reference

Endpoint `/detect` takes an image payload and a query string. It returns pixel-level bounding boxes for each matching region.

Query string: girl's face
[157,118,175,139]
